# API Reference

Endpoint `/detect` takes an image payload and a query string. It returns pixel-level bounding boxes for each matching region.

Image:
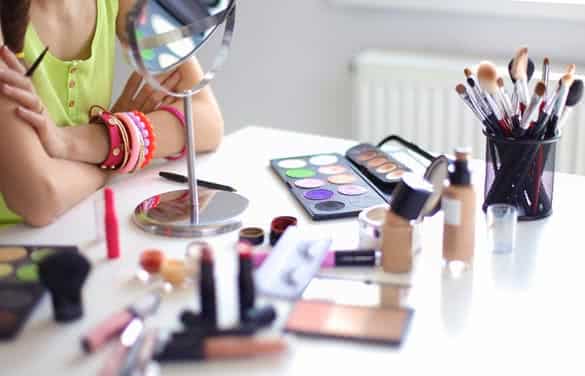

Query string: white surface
[1,126,584,375]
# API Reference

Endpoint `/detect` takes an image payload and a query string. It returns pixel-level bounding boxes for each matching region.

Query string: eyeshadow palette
[0,245,78,340]
[270,154,387,220]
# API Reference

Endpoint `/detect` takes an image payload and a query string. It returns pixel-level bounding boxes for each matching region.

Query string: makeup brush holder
[483,133,559,221]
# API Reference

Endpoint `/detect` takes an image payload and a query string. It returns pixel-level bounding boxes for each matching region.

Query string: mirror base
[133,189,248,238]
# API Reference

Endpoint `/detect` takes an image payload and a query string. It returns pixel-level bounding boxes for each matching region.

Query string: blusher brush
[0,0,31,56]
[477,61,511,133]
[557,80,584,133]
[104,188,120,260]
[38,252,91,323]
[510,47,531,112]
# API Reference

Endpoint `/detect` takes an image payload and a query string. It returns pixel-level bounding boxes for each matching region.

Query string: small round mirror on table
[126,0,248,237]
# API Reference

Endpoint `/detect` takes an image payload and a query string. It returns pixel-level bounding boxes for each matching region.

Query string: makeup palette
[270,153,387,220]
[0,245,78,340]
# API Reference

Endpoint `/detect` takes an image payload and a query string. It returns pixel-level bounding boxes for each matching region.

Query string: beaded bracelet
[158,105,187,160]
[117,112,142,174]
[132,111,156,168]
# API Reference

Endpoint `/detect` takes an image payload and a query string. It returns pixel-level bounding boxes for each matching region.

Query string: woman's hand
[111,70,182,114]
[0,46,71,159]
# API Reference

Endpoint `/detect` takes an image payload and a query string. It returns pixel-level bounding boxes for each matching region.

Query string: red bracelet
[97,111,125,170]
[158,105,187,160]
[132,111,156,168]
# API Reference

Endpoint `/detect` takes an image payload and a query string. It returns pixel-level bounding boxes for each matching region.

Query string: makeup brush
[542,57,550,94]
[534,74,574,138]
[477,61,512,120]
[519,81,546,133]
[557,80,584,132]
[464,67,489,113]
[497,77,516,126]
[0,0,31,56]
[455,84,489,130]
[38,252,91,323]
[508,47,536,83]
[509,47,531,111]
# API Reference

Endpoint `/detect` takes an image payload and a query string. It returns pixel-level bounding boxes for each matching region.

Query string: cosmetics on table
[252,249,380,269]
[153,333,287,363]
[139,249,165,275]
[199,245,217,327]
[238,227,265,246]
[381,174,433,274]
[255,226,332,300]
[99,318,145,376]
[358,205,388,250]
[237,243,256,322]
[82,292,162,353]
[159,171,237,192]
[0,245,78,339]
[270,153,387,220]
[269,216,297,246]
[285,300,413,346]
[442,149,476,266]
[104,188,120,260]
[38,251,91,323]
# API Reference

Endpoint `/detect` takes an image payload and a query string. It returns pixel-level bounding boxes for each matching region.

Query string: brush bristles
[477,61,498,93]
[464,68,473,78]
[544,57,550,66]
[497,77,505,88]
[535,81,546,97]
[38,252,91,293]
[455,84,466,95]
[567,80,584,107]
[561,73,575,88]
[565,64,576,75]
[512,48,529,81]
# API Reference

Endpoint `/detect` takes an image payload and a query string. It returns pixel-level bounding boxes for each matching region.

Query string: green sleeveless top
[0,0,119,225]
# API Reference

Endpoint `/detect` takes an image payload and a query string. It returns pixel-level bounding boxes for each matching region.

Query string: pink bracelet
[117,113,141,174]
[158,105,187,160]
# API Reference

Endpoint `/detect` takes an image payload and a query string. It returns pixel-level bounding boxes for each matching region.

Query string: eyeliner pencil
[25,46,49,77]
[159,171,236,192]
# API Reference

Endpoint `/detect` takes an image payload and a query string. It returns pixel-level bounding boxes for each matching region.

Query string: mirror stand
[133,92,248,238]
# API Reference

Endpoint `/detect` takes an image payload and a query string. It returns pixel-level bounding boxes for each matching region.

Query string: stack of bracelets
[89,105,187,172]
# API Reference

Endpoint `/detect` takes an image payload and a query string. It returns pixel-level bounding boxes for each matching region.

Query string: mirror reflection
[131,0,231,74]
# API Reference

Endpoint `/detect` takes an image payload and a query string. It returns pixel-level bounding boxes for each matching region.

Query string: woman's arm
[0,48,109,226]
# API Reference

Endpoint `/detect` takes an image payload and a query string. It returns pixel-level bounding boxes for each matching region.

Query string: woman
[0,0,224,226]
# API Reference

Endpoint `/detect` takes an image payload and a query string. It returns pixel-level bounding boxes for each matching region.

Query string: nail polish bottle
[381,174,433,273]
[442,148,476,266]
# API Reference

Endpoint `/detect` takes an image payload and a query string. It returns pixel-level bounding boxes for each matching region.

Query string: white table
[1,126,583,375]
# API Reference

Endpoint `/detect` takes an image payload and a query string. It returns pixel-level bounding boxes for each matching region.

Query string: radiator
[351,50,585,175]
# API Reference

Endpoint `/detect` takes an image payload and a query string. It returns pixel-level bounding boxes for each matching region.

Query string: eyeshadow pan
[328,174,357,185]
[309,155,338,166]
[278,159,307,169]
[0,247,27,263]
[376,163,398,174]
[356,151,378,162]
[16,264,39,283]
[304,189,334,201]
[367,158,388,168]
[0,264,14,279]
[286,169,316,179]
[315,201,346,212]
[0,290,34,309]
[386,170,405,180]
[31,248,56,263]
[338,185,369,196]
[294,178,326,189]
[318,165,347,175]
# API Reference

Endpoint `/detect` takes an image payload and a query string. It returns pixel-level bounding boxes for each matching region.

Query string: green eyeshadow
[286,168,316,179]
[16,264,38,283]
[31,248,55,263]
[0,264,13,279]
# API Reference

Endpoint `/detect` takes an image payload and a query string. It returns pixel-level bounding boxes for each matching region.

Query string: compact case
[271,135,449,221]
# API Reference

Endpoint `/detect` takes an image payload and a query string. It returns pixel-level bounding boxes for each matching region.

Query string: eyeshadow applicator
[38,252,91,323]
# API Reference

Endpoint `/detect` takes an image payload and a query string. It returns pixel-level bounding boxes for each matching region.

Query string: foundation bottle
[442,148,476,265]
[381,174,433,273]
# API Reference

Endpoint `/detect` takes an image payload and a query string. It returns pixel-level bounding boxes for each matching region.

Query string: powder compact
[0,245,78,340]
[271,135,449,220]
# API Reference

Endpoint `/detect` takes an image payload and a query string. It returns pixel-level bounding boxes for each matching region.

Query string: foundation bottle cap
[390,173,434,221]
[449,147,472,186]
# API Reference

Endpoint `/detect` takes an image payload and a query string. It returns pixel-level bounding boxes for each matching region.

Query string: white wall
[114,1,585,139]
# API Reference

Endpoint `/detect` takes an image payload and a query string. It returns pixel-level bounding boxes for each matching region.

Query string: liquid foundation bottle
[381,174,433,273]
[442,148,476,266]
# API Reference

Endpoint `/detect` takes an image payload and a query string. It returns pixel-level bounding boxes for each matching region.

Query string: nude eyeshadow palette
[0,245,78,340]
[270,153,387,220]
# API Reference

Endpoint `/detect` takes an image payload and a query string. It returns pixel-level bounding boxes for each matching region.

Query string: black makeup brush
[0,0,32,54]
[38,252,91,323]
